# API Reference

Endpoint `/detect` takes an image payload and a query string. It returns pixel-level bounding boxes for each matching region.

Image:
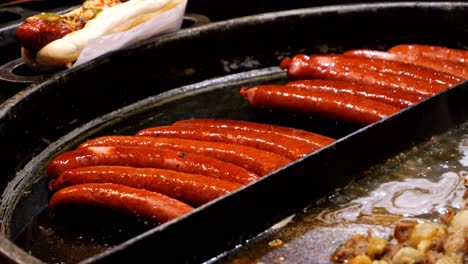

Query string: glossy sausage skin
[51,166,243,206]
[135,125,321,161]
[388,44,468,66]
[240,84,400,125]
[344,49,468,80]
[286,79,422,108]
[49,183,193,224]
[46,146,259,184]
[77,136,291,176]
[341,50,463,85]
[280,54,448,96]
[172,119,335,148]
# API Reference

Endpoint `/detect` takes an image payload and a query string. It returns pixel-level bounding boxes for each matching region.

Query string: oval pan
[0,2,466,264]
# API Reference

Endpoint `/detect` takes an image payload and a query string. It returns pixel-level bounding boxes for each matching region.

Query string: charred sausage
[49,183,194,224]
[240,84,400,125]
[46,146,259,184]
[135,125,321,160]
[280,54,449,96]
[77,136,291,176]
[171,118,335,148]
[286,79,422,108]
[51,166,242,206]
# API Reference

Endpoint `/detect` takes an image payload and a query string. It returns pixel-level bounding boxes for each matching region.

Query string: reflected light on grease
[329,171,467,222]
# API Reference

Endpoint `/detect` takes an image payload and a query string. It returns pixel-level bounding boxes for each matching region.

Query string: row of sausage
[241,44,468,125]
[46,119,335,224]
[45,44,467,225]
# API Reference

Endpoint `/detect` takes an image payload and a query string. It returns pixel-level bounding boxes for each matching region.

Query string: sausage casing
[344,49,467,80]
[280,54,449,96]
[134,125,321,160]
[240,84,400,125]
[77,135,291,176]
[388,44,468,66]
[172,118,335,148]
[49,183,194,224]
[286,79,422,108]
[51,166,243,206]
[46,145,259,184]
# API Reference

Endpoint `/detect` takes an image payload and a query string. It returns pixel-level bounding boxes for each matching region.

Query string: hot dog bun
[21,0,183,71]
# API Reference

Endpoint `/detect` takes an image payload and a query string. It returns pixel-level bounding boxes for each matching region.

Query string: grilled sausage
[51,166,243,206]
[286,79,422,108]
[172,118,335,148]
[280,54,449,96]
[240,84,400,125]
[49,183,194,224]
[135,125,321,160]
[46,146,259,184]
[343,49,467,80]
[387,44,468,66]
[341,49,463,85]
[77,136,291,176]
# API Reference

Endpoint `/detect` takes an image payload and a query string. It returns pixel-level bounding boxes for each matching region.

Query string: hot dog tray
[0,2,466,263]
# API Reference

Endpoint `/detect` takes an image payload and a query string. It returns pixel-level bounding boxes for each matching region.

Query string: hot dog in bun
[16,0,183,71]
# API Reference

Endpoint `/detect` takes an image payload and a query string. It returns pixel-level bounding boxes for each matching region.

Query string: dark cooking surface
[15,208,155,263]
[0,2,466,264]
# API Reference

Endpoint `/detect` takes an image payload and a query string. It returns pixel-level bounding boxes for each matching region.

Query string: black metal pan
[0,2,466,263]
